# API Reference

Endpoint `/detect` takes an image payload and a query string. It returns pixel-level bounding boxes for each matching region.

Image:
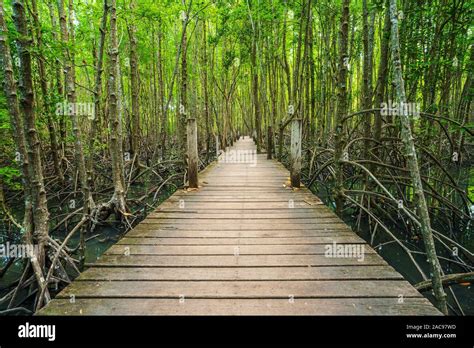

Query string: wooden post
[267,125,273,160]
[290,118,302,188]
[187,118,198,188]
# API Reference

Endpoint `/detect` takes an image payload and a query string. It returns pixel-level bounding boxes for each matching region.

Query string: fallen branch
[415,272,474,292]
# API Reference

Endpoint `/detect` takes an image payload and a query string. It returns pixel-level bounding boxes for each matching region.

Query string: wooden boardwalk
[39,138,441,315]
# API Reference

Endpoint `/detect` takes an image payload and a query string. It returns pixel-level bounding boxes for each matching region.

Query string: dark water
[0,184,176,313]
[358,220,473,315]
[318,194,474,315]
[0,223,123,312]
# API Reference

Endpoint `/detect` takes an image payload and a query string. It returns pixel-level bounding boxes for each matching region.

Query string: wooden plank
[157,202,323,209]
[54,280,422,298]
[156,207,327,213]
[202,179,288,183]
[136,222,350,230]
[139,218,341,224]
[77,265,403,281]
[147,212,336,219]
[160,201,323,207]
[104,244,376,256]
[38,298,442,315]
[86,254,387,267]
[138,218,342,224]
[175,194,319,201]
[126,230,355,238]
[186,187,315,193]
[116,235,366,245]
[169,192,322,198]
[196,188,300,192]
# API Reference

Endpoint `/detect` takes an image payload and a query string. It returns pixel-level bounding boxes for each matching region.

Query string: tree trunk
[88,0,109,190]
[30,0,63,183]
[11,0,51,302]
[362,0,374,143]
[47,0,66,163]
[389,0,447,315]
[58,0,94,211]
[374,0,391,149]
[0,0,32,237]
[157,20,166,158]
[202,19,211,160]
[107,0,127,213]
[178,1,188,154]
[249,5,261,153]
[128,0,140,161]
[334,0,350,216]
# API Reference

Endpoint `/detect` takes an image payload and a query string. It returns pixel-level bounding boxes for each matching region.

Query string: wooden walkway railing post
[267,125,273,160]
[290,118,302,188]
[187,117,198,188]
